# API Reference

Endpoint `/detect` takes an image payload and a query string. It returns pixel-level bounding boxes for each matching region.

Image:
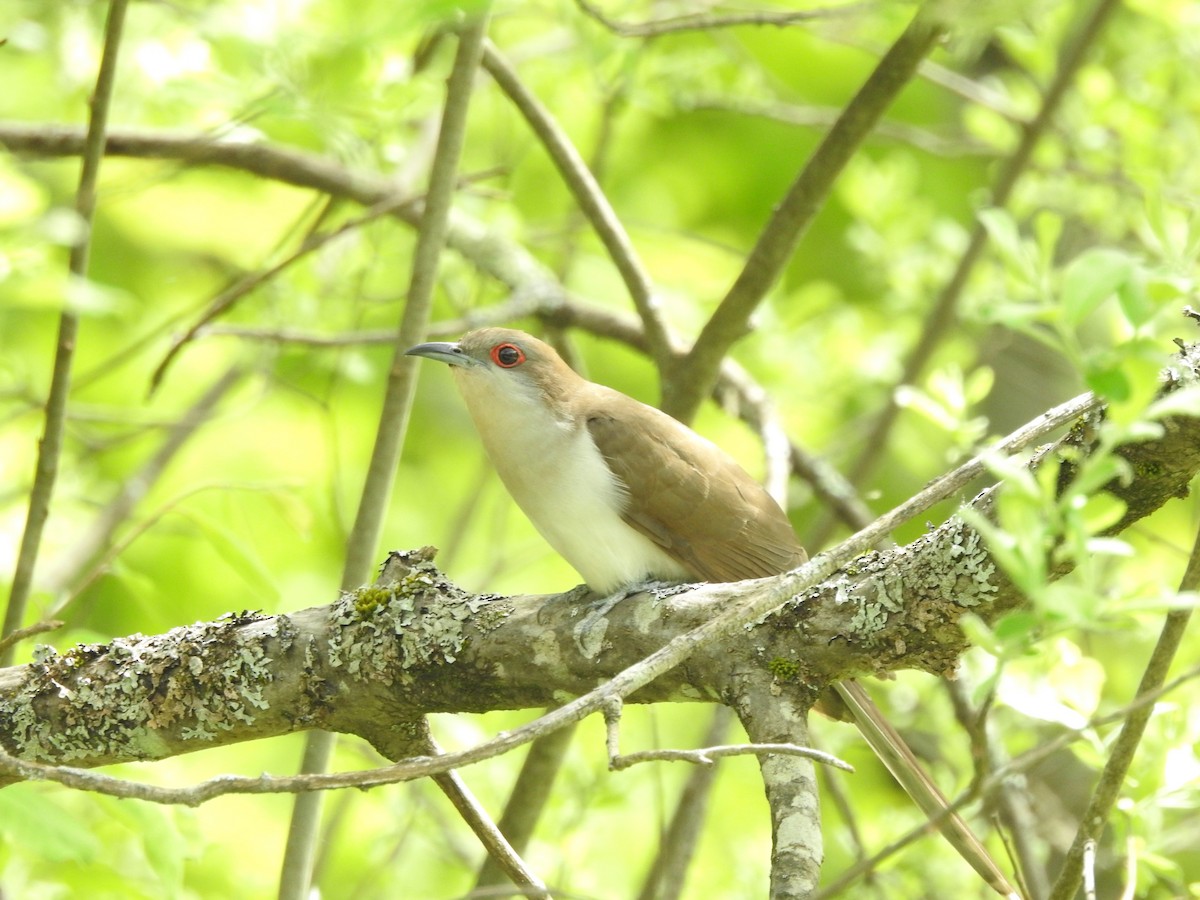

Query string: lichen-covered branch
[732,673,822,900]
[0,344,1197,799]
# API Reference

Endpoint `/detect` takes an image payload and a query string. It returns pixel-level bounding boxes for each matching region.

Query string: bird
[407,326,1019,898]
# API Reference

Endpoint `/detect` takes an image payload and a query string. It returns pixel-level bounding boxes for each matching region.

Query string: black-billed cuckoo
[407,327,1018,898]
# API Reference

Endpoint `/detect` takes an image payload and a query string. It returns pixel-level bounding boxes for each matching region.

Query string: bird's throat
[453,368,689,592]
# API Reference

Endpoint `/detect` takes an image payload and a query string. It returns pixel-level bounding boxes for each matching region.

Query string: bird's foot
[571,580,696,658]
[559,583,596,605]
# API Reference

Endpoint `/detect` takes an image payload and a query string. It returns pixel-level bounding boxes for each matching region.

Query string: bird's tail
[833,680,1022,900]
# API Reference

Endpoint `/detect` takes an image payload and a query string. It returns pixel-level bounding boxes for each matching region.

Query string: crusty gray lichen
[0,611,276,763]
[925,516,999,608]
[826,548,907,645]
[820,515,998,650]
[329,561,512,685]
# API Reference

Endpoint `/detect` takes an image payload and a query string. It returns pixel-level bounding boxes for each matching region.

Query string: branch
[3,345,1198,783]
[612,743,852,772]
[1047,526,1200,900]
[0,0,130,666]
[481,41,672,368]
[574,0,868,37]
[0,122,566,313]
[837,0,1123,505]
[662,7,943,421]
[733,673,823,899]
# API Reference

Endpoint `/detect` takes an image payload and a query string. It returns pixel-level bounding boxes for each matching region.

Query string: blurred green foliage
[2,0,1200,897]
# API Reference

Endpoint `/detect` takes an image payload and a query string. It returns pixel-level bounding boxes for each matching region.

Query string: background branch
[1047,527,1200,900]
[827,0,1125,545]
[1,0,130,666]
[663,8,943,421]
[279,15,503,900]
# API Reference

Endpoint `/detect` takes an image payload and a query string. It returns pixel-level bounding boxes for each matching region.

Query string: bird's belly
[491,430,689,593]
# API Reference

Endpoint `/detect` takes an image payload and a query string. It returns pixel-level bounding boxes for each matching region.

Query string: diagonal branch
[1,0,131,666]
[836,0,1124,509]
[480,41,673,368]
[574,0,868,37]
[1047,527,1199,900]
[661,7,944,421]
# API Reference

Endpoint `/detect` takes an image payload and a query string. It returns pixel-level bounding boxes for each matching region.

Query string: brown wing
[583,385,806,583]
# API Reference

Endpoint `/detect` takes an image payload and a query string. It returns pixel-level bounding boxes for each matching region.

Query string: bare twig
[612,742,853,772]
[149,192,420,393]
[664,7,943,421]
[472,722,578,892]
[0,619,63,657]
[0,0,130,667]
[601,689,845,775]
[279,14,495,900]
[481,41,672,368]
[686,95,991,158]
[1047,528,1200,900]
[429,737,550,899]
[835,0,1123,521]
[574,0,869,37]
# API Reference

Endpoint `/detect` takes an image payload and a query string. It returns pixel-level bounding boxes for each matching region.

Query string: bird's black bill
[405,341,478,368]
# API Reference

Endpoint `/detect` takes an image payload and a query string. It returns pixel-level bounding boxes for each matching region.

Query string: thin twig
[472,721,578,891]
[429,738,550,899]
[0,619,63,656]
[1047,528,1200,900]
[664,7,943,421]
[612,742,853,772]
[149,192,420,393]
[0,0,130,667]
[481,41,672,368]
[686,95,991,157]
[279,14,495,900]
[574,0,869,37]
[835,0,1123,520]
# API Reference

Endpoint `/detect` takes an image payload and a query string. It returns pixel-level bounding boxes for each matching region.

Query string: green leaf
[993,610,1041,645]
[1085,363,1130,402]
[1077,492,1128,535]
[182,511,281,602]
[958,612,1002,655]
[979,207,1037,283]
[1116,272,1155,327]
[1061,247,1133,326]
[1147,384,1200,420]
[0,787,102,863]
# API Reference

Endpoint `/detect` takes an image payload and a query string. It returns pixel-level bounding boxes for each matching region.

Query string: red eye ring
[490,343,526,368]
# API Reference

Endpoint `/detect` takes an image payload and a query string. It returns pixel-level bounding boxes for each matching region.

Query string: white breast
[453,368,689,593]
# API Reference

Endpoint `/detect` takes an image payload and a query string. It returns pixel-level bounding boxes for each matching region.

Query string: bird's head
[405,327,583,411]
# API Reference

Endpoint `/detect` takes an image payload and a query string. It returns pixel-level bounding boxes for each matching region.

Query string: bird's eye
[491,343,526,368]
